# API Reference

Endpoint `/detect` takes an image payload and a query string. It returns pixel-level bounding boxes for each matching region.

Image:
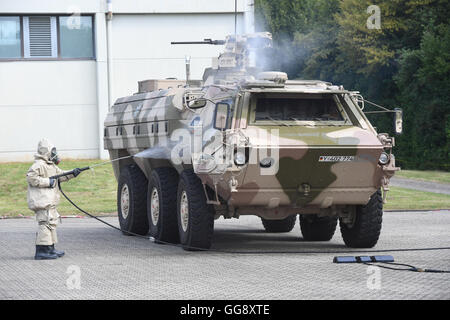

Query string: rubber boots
[49,244,65,257]
[35,245,58,260]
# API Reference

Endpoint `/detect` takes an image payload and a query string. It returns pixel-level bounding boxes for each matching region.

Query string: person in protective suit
[27,139,84,260]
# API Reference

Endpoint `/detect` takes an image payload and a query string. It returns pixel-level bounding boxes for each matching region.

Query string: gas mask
[50,147,61,165]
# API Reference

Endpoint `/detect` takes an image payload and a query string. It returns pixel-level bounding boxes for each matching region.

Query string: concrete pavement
[391,177,450,195]
[0,211,449,300]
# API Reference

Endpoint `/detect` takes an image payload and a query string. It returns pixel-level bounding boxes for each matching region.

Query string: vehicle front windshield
[253,94,347,124]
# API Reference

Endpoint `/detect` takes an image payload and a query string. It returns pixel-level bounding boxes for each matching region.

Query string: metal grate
[23,16,57,58]
[28,17,52,57]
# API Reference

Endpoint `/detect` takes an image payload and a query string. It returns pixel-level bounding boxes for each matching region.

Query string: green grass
[396,170,450,184]
[384,187,450,210]
[0,159,117,217]
[0,160,449,217]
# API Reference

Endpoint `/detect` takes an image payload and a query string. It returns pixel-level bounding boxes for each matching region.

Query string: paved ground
[0,211,449,300]
[391,177,450,195]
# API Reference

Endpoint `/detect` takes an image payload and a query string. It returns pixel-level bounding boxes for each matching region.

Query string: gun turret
[171,32,273,84]
[171,39,226,45]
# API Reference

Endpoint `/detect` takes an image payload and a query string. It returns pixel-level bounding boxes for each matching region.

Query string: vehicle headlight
[260,157,273,168]
[379,152,390,165]
[234,151,246,166]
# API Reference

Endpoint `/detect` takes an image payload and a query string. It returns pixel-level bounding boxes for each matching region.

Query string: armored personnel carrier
[104,32,401,250]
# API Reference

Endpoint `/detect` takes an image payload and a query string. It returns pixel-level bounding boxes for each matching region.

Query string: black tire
[261,215,297,233]
[177,170,215,251]
[117,164,149,236]
[300,215,338,241]
[147,167,179,244]
[339,190,383,248]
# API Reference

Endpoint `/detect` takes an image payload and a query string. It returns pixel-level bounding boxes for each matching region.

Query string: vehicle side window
[214,102,230,130]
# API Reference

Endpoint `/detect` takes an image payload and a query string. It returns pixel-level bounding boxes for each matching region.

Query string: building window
[0,16,21,58]
[23,16,58,58]
[0,15,94,60]
[59,16,94,58]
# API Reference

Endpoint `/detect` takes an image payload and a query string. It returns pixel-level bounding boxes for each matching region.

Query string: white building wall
[111,13,245,101]
[0,61,99,161]
[0,0,253,162]
[0,0,245,14]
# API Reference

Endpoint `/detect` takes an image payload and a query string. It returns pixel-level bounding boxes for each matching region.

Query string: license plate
[319,156,356,162]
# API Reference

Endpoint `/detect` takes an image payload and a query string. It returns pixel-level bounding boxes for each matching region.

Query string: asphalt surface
[0,211,449,300]
[391,177,450,195]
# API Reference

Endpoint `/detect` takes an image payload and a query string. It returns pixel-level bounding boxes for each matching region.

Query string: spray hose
[50,167,90,180]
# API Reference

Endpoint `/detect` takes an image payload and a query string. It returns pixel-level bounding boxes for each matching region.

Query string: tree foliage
[255,0,449,170]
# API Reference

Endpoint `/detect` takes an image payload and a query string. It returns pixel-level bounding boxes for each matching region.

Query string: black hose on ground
[58,182,450,258]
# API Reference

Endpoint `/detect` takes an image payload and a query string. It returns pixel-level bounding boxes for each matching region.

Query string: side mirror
[394,108,403,135]
[214,102,230,130]
[188,98,207,109]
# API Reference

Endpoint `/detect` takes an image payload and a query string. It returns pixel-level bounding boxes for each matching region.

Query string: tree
[254,0,340,79]
[255,0,450,170]
[395,24,450,169]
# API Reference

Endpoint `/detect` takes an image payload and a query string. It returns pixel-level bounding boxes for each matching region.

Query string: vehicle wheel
[147,167,179,244]
[300,215,338,241]
[117,164,149,236]
[339,190,383,248]
[261,215,297,233]
[177,169,215,251]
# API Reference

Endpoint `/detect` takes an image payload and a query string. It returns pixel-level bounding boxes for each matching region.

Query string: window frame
[0,13,96,61]
[23,16,58,58]
[248,93,354,127]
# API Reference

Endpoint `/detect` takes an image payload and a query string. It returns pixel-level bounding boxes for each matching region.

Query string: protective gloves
[49,178,57,188]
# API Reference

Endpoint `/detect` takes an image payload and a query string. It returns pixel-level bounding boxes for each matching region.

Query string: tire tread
[261,216,297,233]
[148,167,179,243]
[340,190,383,248]
[178,169,214,250]
[300,215,338,241]
[118,164,149,235]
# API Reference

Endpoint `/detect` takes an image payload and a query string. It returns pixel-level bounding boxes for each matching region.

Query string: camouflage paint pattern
[104,33,400,219]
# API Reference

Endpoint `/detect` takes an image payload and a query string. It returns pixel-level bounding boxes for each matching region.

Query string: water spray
[88,155,134,169]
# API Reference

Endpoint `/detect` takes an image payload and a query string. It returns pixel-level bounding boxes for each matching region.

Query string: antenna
[234,0,237,38]
[185,55,191,86]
